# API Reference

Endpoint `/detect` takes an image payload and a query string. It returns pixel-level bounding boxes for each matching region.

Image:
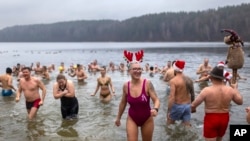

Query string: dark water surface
[0,42,249,141]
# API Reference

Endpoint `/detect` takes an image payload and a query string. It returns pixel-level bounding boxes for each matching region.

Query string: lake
[0,42,249,141]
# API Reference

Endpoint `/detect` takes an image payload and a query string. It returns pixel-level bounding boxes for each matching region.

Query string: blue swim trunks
[170,103,191,122]
[2,89,14,96]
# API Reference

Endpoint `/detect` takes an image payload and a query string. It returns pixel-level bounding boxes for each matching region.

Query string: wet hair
[149,66,154,71]
[6,67,12,74]
[172,60,176,66]
[102,66,106,70]
[56,74,66,81]
[22,67,32,72]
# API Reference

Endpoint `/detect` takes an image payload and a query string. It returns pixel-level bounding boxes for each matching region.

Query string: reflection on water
[0,42,249,141]
[57,120,79,137]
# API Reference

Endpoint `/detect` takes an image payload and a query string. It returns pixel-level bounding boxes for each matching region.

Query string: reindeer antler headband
[123,50,144,63]
[221,29,244,46]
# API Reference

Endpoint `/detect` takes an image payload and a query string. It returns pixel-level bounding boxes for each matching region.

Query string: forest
[0,3,249,42]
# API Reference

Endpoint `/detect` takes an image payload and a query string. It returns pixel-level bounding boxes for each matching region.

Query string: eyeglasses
[131,68,142,71]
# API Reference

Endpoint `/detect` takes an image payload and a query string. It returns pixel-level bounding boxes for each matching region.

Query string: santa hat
[217,61,225,67]
[173,60,185,72]
[223,70,232,81]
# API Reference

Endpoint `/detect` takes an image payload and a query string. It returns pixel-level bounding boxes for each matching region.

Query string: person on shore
[15,67,47,120]
[196,58,212,89]
[0,67,16,96]
[115,62,160,141]
[167,60,194,126]
[91,66,115,104]
[191,66,243,141]
[69,64,87,83]
[53,74,79,120]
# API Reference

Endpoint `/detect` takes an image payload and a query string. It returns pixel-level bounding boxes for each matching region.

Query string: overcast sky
[0,0,249,29]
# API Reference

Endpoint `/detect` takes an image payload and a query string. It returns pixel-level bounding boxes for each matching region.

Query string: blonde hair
[128,61,141,70]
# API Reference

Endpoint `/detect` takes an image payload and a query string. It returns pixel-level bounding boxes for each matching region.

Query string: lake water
[0,42,249,141]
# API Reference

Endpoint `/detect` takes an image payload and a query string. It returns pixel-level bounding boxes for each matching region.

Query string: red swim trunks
[26,98,41,110]
[203,113,229,138]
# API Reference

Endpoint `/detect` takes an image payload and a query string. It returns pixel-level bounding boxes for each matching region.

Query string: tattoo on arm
[149,81,155,91]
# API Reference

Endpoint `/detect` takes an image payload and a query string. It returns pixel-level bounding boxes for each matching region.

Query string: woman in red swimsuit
[115,62,160,141]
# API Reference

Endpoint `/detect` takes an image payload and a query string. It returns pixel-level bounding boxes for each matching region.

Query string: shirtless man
[0,67,16,96]
[161,61,172,75]
[90,59,101,72]
[167,60,195,126]
[69,64,87,82]
[196,58,212,89]
[33,62,43,75]
[163,61,176,95]
[191,66,243,141]
[15,67,47,120]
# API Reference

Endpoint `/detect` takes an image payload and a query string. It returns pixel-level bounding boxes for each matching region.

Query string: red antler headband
[123,50,144,63]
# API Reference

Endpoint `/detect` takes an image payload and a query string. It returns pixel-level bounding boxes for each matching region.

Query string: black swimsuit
[59,81,79,119]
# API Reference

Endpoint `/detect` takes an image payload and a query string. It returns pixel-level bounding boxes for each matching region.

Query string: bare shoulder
[199,86,210,95]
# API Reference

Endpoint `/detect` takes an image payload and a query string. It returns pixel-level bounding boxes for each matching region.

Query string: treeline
[0,3,249,42]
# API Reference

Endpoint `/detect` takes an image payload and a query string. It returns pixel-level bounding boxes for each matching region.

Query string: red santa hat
[173,60,185,72]
[217,61,225,67]
[223,70,232,81]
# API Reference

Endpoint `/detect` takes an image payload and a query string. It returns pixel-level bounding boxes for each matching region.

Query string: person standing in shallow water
[91,66,115,104]
[53,74,79,120]
[15,67,47,120]
[167,60,195,126]
[191,66,243,141]
[0,67,16,96]
[196,58,212,89]
[115,62,160,141]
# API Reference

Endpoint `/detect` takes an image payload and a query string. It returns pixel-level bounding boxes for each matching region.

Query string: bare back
[201,84,240,113]
[0,74,12,89]
[170,73,191,104]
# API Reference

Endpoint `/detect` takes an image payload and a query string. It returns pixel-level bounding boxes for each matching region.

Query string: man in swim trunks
[191,66,243,141]
[91,66,115,104]
[53,74,79,120]
[0,67,16,96]
[15,67,47,120]
[115,62,160,141]
[167,60,194,126]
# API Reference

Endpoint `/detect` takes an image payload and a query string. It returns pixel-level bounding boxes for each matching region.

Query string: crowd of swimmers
[0,58,249,141]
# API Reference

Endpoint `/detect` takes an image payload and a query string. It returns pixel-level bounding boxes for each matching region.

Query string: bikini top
[98,78,110,86]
